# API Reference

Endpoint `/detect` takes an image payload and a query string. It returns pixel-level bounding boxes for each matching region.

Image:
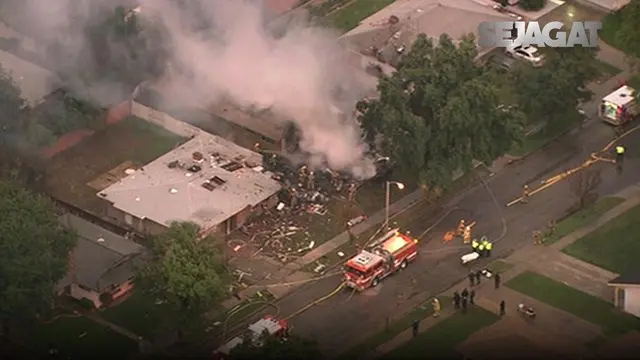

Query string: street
[224,117,640,358]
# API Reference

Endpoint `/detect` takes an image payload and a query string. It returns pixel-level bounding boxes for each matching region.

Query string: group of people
[471,236,493,257]
[453,288,475,313]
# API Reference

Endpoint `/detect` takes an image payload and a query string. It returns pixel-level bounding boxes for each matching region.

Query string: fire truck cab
[212,315,289,359]
[344,229,418,291]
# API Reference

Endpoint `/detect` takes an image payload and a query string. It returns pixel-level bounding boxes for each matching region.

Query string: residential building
[608,268,640,318]
[98,101,282,236]
[57,213,146,308]
[338,0,514,68]
[0,48,60,107]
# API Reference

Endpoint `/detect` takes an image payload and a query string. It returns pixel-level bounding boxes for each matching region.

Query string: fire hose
[506,123,640,207]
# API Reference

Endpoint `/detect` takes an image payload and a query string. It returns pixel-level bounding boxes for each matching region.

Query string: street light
[385,181,405,228]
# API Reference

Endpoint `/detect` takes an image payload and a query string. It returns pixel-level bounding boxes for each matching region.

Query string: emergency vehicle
[212,315,289,359]
[343,229,418,291]
[598,85,638,125]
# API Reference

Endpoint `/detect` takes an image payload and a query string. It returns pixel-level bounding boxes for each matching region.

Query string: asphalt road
[211,118,640,358]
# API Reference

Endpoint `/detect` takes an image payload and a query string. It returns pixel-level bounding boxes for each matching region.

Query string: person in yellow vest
[486,241,493,257]
[463,226,472,244]
[481,238,489,257]
[477,242,485,255]
[521,185,529,204]
[432,297,441,317]
[533,230,544,245]
[471,238,479,251]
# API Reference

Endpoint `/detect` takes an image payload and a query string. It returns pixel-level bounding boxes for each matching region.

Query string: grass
[326,0,396,32]
[595,59,622,80]
[509,115,579,157]
[600,8,640,57]
[26,315,137,359]
[307,0,351,17]
[544,196,624,245]
[101,291,185,339]
[506,271,640,335]
[335,296,451,360]
[562,204,640,274]
[43,116,187,213]
[628,75,640,90]
[382,307,500,359]
[487,259,513,274]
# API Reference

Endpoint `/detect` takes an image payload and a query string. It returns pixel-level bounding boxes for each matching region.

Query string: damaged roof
[98,130,282,230]
[58,213,145,292]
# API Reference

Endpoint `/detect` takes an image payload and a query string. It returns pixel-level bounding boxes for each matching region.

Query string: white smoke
[4,0,378,178]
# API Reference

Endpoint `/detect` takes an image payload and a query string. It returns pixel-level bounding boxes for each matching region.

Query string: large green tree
[0,181,77,332]
[358,34,525,188]
[614,1,640,59]
[0,66,26,132]
[509,47,600,131]
[137,221,229,336]
[230,332,323,360]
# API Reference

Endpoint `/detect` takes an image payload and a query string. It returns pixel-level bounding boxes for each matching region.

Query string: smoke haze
[2,0,377,178]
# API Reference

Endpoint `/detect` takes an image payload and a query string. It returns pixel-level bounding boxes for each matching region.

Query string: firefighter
[481,238,489,257]
[453,291,461,310]
[468,272,475,286]
[615,145,625,172]
[432,297,441,317]
[500,300,506,316]
[470,290,475,305]
[471,238,479,251]
[533,230,544,245]
[463,226,472,244]
[457,219,466,236]
[475,270,482,285]
[486,241,493,257]
[412,319,420,338]
[521,185,529,204]
[547,220,557,237]
[477,242,485,255]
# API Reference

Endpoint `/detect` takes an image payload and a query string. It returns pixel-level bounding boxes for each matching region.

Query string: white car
[505,45,544,66]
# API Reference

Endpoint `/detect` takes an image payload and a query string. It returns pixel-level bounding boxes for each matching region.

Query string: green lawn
[336,297,451,360]
[28,315,137,359]
[595,59,622,79]
[506,271,640,335]
[308,0,351,17]
[562,204,640,273]
[101,291,185,339]
[544,196,624,245]
[382,307,499,359]
[600,8,640,57]
[509,111,582,157]
[326,0,396,32]
[487,259,513,274]
[628,75,640,89]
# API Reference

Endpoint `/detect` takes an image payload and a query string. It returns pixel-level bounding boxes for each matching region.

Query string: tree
[230,332,323,360]
[358,34,525,189]
[136,221,229,337]
[615,1,640,59]
[510,47,600,131]
[0,181,77,333]
[0,66,26,132]
[519,0,546,11]
[569,169,601,209]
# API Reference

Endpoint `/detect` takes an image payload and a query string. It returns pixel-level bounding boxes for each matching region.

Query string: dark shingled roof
[609,268,640,286]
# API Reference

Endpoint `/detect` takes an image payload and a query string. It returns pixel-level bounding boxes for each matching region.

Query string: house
[608,268,640,318]
[97,105,282,236]
[57,213,146,308]
[0,48,60,107]
[338,0,515,68]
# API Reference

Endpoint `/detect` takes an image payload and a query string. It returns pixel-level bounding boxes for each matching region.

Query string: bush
[99,292,114,307]
[519,0,546,11]
[76,298,96,310]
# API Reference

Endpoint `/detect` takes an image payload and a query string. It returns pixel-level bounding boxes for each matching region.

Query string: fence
[129,100,200,138]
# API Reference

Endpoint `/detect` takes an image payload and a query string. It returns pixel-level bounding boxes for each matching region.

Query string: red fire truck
[212,315,289,359]
[343,229,418,291]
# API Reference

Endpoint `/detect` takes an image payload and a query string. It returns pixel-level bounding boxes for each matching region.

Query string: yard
[336,296,451,360]
[600,7,640,57]
[43,116,187,213]
[22,315,137,359]
[382,307,499,359]
[326,0,396,32]
[594,59,622,81]
[544,196,624,245]
[562,204,640,274]
[506,271,640,336]
[509,110,583,157]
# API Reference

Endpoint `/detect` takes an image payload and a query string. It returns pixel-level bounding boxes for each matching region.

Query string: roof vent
[202,181,216,191]
[168,160,180,169]
[192,151,204,162]
[169,188,178,194]
[389,15,399,24]
[221,161,243,172]
[187,164,202,173]
[97,237,105,243]
[210,176,226,186]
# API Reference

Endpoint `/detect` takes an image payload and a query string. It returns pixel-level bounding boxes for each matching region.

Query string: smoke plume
[3,0,377,178]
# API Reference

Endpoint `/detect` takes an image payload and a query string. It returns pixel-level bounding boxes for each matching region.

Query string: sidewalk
[367,181,640,358]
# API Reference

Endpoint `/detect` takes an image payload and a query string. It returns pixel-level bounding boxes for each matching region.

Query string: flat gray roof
[98,131,282,230]
[0,49,59,107]
[58,213,145,292]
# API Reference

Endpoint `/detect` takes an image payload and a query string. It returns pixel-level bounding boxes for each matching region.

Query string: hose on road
[283,282,346,321]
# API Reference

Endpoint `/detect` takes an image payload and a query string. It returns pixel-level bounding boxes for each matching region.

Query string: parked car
[505,45,544,66]
[486,55,516,72]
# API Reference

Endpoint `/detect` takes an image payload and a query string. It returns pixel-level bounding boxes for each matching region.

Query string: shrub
[76,298,96,310]
[99,292,114,306]
[519,0,546,11]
